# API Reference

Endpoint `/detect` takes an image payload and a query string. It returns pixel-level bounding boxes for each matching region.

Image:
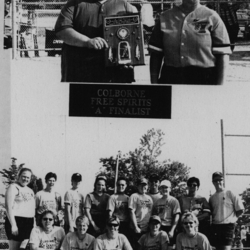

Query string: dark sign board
[69,84,171,119]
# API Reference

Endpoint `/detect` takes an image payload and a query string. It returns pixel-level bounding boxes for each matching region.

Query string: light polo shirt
[209,189,244,224]
[149,5,231,68]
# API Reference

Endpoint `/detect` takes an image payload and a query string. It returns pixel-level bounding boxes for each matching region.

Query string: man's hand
[168,229,174,238]
[87,37,108,50]
[11,225,19,235]
[93,224,101,233]
[134,226,141,233]
[69,225,74,232]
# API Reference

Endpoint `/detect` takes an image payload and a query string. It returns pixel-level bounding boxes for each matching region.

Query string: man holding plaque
[55,0,137,83]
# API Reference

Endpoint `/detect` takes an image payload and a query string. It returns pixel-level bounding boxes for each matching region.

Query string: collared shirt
[149,5,231,68]
[54,0,136,82]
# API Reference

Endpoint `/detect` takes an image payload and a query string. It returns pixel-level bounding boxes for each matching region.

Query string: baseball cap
[212,172,223,181]
[160,180,171,188]
[149,215,161,224]
[108,216,120,226]
[72,173,82,182]
[149,174,160,182]
[138,177,148,185]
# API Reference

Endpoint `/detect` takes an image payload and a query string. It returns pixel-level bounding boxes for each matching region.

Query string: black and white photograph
[2,0,250,84]
[1,0,250,249]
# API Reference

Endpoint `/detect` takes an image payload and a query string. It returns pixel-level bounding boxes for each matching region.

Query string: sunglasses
[184,222,194,225]
[43,218,53,221]
[108,224,119,227]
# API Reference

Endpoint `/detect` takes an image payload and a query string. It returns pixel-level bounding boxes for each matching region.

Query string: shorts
[161,225,178,246]
[5,216,34,242]
[211,223,235,246]
[159,65,217,85]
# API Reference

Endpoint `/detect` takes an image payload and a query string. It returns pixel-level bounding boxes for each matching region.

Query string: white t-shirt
[153,195,181,226]
[209,189,244,224]
[138,231,169,250]
[64,189,84,227]
[61,232,95,250]
[94,233,132,250]
[176,232,212,250]
[29,226,65,250]
[36,190,63,216]
[10,183,35,217]
[128,193,153,232]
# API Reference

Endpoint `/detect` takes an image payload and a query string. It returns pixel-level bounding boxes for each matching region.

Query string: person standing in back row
[5,168,35,250]
[107,177,129,238]
[148,174,162,205]
[209,171,244,250]
[64,173,85,233]
[54,0,137,83]
[179,177,211,238]
[85,175,110,237]
[149,0,231,85]
[153,179,181,250]
[128,177,153,249]
[35,172,63,226]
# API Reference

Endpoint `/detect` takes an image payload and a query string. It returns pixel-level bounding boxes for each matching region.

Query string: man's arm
[85,208,100,233]
[168,213,180,238]
[56,28,108,50]
[214,53,229,85]
[129,209,141,233]
[150,51,163,83]
[65,203,74,232]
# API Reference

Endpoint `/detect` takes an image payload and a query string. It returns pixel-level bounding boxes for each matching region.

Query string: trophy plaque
[103,13,145,67]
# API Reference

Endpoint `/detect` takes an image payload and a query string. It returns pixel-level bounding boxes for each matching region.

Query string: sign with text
[69,84,171,119]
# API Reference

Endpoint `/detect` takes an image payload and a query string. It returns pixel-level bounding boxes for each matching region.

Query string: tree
[238,188,250,225]
[0,157,43,196]
[99,129,190,197]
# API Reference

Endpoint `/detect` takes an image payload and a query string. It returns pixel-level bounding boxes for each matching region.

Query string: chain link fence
[3,0,250,58]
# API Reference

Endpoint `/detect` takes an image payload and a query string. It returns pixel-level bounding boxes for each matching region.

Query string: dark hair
[18,168,33,178]
[45,172,57,182]
[94,176,107,192]
[187,177,200,187]
[38,210,55,228]
[117,177,128,185]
